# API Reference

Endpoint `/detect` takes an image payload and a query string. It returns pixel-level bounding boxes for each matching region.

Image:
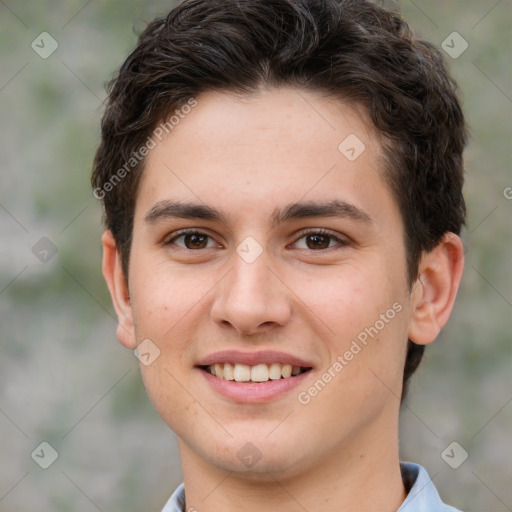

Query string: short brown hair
[92,0,467,400]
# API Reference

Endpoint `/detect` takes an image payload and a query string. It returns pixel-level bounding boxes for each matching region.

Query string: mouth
[199,363,312,383]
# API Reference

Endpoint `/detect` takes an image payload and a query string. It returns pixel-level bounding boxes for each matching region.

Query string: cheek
[292,260,409,385]
[288,260,396,339]
[129,258,207,341]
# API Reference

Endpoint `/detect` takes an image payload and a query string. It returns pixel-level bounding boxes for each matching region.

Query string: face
[115,88,417,479]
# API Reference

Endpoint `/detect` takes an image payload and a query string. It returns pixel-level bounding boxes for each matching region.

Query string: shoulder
[160,482,185,512]
[399,462,464,512]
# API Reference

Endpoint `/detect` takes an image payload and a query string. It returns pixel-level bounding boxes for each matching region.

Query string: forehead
[135,87,399,231]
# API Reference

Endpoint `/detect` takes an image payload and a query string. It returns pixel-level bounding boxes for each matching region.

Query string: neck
[177,422,406,512]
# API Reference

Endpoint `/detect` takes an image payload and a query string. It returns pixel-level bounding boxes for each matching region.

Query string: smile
[201,363,311,383]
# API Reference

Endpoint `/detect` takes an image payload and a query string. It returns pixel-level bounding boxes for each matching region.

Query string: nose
[210,249,292,336]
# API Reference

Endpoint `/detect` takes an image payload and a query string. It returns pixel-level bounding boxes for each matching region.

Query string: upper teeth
[207,363,305,382]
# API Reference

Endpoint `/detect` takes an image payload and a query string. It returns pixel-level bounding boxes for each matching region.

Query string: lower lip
[198,368,312,404]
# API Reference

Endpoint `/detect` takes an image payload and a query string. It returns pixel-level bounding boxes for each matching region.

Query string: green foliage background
[0,1,510,510]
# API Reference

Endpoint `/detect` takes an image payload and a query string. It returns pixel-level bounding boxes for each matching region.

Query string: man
[92,0,466,510]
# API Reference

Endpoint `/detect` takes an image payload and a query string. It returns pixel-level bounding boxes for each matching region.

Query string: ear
[408,232,465,345]
[101,230,137,349]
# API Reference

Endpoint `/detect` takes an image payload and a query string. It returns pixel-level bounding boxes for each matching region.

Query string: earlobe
[101,230,137,349]
[408,233,465,346]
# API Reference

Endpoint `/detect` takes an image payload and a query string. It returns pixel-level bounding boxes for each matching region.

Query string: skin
[102,87,464,512]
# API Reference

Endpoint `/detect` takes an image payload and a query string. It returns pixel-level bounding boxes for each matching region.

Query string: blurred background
[0,1,510,510]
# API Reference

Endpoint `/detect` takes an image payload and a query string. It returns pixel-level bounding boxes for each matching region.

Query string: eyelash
[165,228,350,251]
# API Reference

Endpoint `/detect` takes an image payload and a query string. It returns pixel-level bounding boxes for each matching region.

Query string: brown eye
[167,231,217,250]
[183,233,208,249]
[305,234,331,250]
[293,229,349,251]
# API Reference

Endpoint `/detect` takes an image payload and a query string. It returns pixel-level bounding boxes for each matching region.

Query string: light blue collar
[161,462,463,512]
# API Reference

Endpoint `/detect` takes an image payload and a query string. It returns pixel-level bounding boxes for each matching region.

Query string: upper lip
[196,349,314,368]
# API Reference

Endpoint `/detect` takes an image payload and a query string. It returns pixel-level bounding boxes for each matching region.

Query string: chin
[211,452,309,482]
[194,431,313,481]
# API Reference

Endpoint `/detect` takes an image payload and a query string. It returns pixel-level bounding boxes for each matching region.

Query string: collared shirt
[161,462,463,512]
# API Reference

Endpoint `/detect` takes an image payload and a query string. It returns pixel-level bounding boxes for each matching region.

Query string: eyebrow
[144,199,372,228]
